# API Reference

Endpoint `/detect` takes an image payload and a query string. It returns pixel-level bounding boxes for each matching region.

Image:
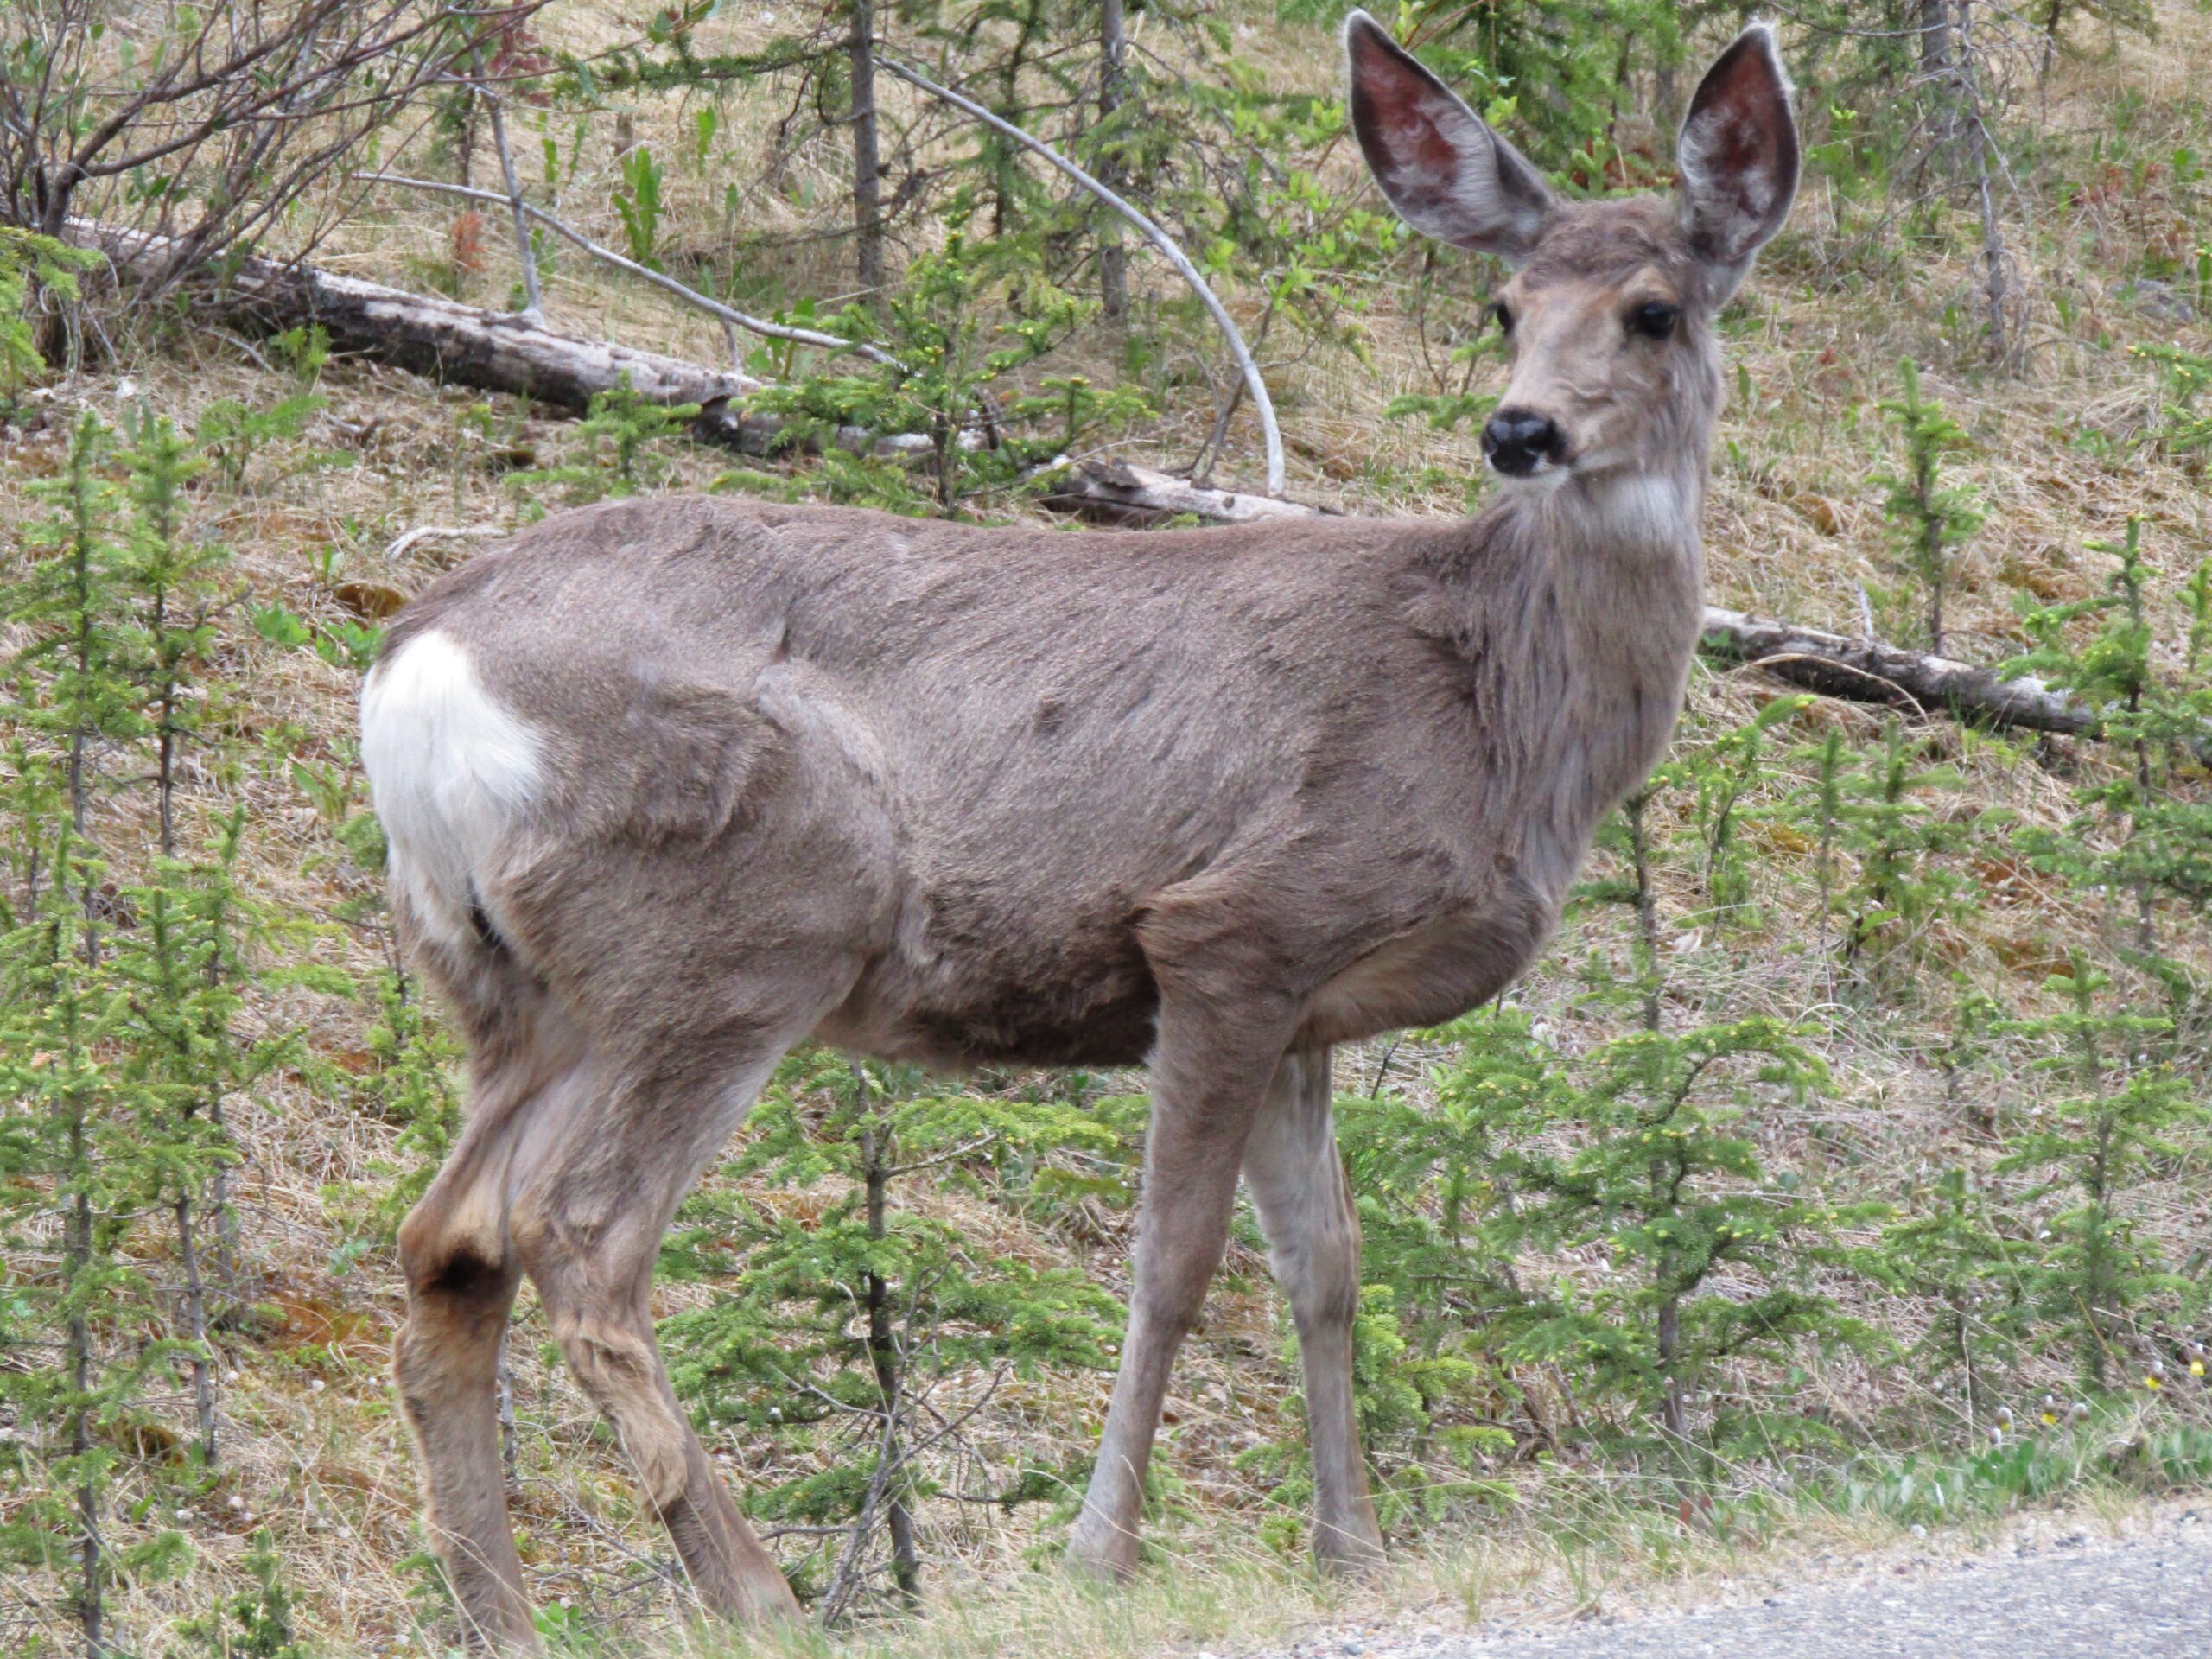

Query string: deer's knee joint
[398,1202,515,1310]
[423,1240,511,1301]
[1280,1245,1360,1327]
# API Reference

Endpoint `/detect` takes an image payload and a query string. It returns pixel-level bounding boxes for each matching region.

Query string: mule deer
[362,14,1796,1645]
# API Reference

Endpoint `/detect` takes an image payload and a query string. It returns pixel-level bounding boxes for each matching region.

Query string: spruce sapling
[1874,357,1984,654]
[1996,952,2209,1388]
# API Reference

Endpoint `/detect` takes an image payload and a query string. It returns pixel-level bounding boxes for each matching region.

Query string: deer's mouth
[1488,450,1576,489]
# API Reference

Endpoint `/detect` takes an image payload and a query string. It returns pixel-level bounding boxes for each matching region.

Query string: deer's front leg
[1069,995,1287,1580]
[1243,1046,1385,1574]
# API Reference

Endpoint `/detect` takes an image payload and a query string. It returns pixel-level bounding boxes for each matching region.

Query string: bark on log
[1696,607,2096,737]
[70,221,2140,750]
[1037,457,1334,526]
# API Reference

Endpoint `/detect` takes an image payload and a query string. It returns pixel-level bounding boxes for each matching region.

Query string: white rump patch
[360,630,547,950]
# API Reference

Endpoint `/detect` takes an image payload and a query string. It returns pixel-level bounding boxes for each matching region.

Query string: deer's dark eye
[1629,301,1681,340]
[1491,300,1515,334]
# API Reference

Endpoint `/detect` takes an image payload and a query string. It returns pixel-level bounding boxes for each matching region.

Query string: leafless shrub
[0,0,549,306]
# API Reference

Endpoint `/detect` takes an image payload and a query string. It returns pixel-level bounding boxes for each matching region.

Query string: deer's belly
[814,927,1162,1071]
[815,874,1555,1070]
[1296,895,1555,1050]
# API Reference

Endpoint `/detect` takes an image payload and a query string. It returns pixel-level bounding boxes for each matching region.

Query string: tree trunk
[848,0,885,307]
[68,1111,104,1659]
[1918,0,1954,81]
[177,1191,218,1467]
[1656,1293,1687,1444]
[861,1122,919,1608]
[1624,791,1662,1033]
[1097,0,1129,321]
[1955,0,2012,367]
[209,1090,243,1298]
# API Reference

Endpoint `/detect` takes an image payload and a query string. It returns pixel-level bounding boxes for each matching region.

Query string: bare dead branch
[351,172,905,367]
[1,1,550,304]
[874,54,1285,496]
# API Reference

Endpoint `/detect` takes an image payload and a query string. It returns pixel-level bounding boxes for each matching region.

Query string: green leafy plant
[194,389,327,491]
[0,410,207,1653]
[1346,1003,1871,1475]
[508,372,699,508]
[2006,517,2212,958]
[1832,721,1980,984]
[1471,1016,1869,1465]
[350,968,465,1245]
[175,1527,308,1659]
[0,226,101,397]
[2136,342,2212,454]
[721,215,1147,518]
[613,143,668,270]
[1863,1166,2034,1428]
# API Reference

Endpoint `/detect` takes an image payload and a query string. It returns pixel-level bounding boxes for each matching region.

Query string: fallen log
[70,219,931,464]
[69,221,2132,748]
[72,219,773,431]
[1037,457,1335,526]
[1694,607,2096,737]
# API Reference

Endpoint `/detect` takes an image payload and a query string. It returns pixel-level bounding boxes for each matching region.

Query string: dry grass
[5,2,2212,1656]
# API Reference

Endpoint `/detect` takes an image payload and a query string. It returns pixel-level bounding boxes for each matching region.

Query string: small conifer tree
[0,410,197,1656]
[1834,721,1980,983]
[2008,518,2212,960]
[1865,1165,2033,1428]
[1874,356,1984,653]
[175,1528,308,1659]
[1475,1017,1864,1462]
[507,372,701,510]
[661,1052,1122,1618]
[1996,954,2209,1388]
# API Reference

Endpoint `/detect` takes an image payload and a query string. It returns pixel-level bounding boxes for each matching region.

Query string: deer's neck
[1468,461,1708,904]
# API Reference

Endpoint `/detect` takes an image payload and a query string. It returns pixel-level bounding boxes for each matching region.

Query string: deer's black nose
[1481,408,1567,477]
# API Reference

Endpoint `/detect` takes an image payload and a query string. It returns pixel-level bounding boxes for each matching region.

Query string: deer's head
[1345,13,1797,507]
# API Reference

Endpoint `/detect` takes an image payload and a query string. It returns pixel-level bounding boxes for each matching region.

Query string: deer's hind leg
[506,989,842,1627]
[394,992,589,1654]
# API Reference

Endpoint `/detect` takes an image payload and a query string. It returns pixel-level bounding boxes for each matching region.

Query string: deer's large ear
[1676,22,1799,299]
[1344,10,1553,264]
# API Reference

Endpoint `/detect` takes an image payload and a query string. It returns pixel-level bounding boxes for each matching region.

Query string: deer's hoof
[1313,1519,1388,1580]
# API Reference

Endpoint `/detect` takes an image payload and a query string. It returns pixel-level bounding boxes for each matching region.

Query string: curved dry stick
[875,56,1286,497]
[1737,651,1931,724]
[457,71,543,325]
[353,171,905,368]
